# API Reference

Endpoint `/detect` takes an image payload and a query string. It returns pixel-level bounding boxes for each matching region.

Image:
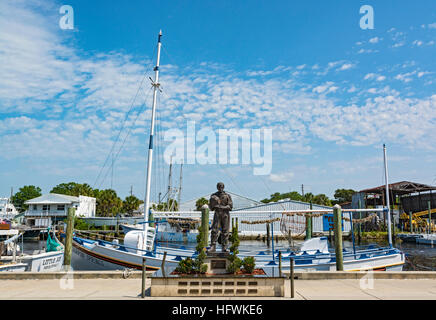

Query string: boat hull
[72,239,176,271]
[71,236,405,272]
[0,250,64,272]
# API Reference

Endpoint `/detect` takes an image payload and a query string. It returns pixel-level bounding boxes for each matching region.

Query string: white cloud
[395,71,416,83]
[428,23,436,29]
[269,172,294,183]
[369,37,381,44]
[338,63,354,71]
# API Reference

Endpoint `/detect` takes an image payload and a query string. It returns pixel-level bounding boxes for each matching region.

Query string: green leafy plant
[242,256,256,274]
[227,223,256,274]
[175,226,208,274]
[175,257,194,274]
[227,224,241,273]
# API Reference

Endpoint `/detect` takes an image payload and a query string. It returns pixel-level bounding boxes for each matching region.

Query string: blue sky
[0,0,435,203]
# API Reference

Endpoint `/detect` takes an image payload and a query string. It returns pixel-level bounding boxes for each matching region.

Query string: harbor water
[21,238,436,271]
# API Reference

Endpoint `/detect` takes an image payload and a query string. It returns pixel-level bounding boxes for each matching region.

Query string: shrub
[175,257,194,274]
[242,256,256,274]
[176,226,208,274]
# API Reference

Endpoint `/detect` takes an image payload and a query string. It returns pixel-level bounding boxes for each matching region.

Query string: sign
[323,214,344,231]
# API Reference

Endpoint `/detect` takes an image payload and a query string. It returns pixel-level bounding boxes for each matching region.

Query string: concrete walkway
[1,278,436,300]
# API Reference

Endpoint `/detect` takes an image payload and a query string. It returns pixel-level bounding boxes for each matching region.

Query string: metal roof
[179,191,262,211]
[359,181,436,195]
[24,193,80,204]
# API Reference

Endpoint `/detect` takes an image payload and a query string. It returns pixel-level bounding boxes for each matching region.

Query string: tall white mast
[143,30,162,232]
[177,163,183,210]
[383,144,393,247]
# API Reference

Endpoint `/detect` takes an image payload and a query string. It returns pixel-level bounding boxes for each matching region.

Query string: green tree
[95,189,122,217]
[122,195,143,215]
[260,190,333,206]
[313,194,332,206]
[195,197,209,211]
[261,191,303,203]
[50,182,95,197]
[151,199,178,211]
[11,185,42,213]
[333,189,356,204]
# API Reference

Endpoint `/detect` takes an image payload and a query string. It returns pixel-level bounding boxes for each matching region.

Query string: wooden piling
[266,223,270,247]
[333,204,344,271]
[358,199,362,244]
[290,257,295,299]
[161,251,167,277]
[201,205,209,247]
[306,202,313,240]
[278,251,282,277]
[141,257,147,298]
[63,207,75,267]
[409,211,413,233]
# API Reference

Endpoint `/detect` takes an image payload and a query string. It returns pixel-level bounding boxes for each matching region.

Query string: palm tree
[122,195,143,215]
[96,189,122,217]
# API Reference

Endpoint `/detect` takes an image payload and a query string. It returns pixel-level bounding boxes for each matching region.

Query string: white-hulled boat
[0,228,64,272]
[71,233,404,271]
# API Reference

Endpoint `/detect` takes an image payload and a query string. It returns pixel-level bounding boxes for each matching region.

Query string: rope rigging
[93,45,157,190]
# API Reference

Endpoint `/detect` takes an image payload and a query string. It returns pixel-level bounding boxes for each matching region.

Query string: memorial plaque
[211,259,226,269]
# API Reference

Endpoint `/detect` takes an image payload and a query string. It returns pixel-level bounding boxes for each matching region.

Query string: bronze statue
[208,182,233,252]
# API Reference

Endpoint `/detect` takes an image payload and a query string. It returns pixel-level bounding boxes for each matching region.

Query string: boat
[0,227,64,272]
[120,217,201,243]
[71,31,405,272]
[0,197,19,220]
[415,234,436,245]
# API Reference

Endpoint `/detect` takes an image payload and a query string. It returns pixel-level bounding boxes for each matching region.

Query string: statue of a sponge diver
[208,182,233,252]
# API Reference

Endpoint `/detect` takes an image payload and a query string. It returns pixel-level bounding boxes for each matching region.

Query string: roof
[359,181,436,195]
[179,191,262,211]
[234,198,332,211]
[25,193,80,205]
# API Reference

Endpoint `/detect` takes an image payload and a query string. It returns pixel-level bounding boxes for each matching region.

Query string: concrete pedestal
[204,252,230,274]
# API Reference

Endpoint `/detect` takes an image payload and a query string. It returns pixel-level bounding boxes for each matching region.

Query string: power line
[93,46,157,189]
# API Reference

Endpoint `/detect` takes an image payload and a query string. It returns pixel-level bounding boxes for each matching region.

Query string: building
[233,199,352,236]
[24,193,96,227]
[353,181,436,225]
[179,191,262,211]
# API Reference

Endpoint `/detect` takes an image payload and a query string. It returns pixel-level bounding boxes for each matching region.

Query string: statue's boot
[222,245,228,253]
[209,244,216,253]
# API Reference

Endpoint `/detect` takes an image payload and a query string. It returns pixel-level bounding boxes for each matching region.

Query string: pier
[1,271,436,299]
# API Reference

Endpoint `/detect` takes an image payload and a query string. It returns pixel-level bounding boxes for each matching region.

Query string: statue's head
[217,182,225,192]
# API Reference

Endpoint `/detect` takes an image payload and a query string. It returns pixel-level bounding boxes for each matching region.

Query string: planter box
[150,266,288,297]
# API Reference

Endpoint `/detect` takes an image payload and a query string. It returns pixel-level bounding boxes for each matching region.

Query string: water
[22,238,436,271]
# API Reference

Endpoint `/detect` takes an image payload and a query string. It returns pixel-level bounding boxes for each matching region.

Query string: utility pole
[301,184,304,197]
[130,185,133,197]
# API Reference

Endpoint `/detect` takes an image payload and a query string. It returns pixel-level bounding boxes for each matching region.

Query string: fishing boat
[121,217,201,243]
[0,227,64,272]
[71,31,405,272]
